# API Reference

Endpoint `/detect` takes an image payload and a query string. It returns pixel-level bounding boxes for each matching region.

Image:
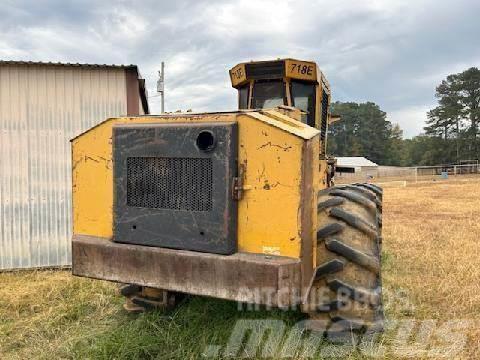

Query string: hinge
[232,164,246,200]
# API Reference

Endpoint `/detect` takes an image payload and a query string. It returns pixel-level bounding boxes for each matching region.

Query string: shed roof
[0,60,149,114]
[336,156,378,167]
[0,60,137,70]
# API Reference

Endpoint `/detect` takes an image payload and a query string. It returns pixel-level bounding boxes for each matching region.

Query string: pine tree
[426,67,480,162]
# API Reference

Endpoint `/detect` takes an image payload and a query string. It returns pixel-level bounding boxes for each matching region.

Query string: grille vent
[321,90,329,143]
[126,157,213,211]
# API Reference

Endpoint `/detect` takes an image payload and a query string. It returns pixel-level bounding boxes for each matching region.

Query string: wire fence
[335,163,480,185]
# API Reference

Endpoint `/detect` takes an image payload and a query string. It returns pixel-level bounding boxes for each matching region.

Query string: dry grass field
[0,178,479,359]
[381,178,480,358]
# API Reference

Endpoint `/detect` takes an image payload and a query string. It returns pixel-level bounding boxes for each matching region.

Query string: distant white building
[335,157,378,177]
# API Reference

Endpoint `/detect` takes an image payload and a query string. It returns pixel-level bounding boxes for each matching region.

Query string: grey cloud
[0,0,479,138]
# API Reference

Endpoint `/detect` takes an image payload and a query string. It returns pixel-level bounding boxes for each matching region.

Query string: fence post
[415,167,418,183]
[454,165,457,176]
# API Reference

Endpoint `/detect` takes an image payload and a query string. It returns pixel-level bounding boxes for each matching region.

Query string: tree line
[327,67,480,166]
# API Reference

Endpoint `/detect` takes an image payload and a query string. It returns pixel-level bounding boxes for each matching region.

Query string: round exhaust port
[196,130,216,152]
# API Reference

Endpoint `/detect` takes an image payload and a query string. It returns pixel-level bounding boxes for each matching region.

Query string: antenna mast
[157,62,165,113]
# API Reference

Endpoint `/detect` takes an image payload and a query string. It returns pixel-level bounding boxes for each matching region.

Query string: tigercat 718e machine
[71,58,383,336]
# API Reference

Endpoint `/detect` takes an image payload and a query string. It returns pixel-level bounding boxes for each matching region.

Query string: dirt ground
[0,178,479,359]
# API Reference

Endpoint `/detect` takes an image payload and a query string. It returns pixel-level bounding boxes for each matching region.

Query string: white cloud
[0,40,27,58]
[204,0,291,39]
[95,7,150,42]
[387,105,432,139]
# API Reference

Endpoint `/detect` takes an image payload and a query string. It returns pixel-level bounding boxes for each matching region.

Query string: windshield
[252,80,284,108]
[291,81,316,127]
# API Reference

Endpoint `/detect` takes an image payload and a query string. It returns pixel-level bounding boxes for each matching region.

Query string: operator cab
[229,59,332,145]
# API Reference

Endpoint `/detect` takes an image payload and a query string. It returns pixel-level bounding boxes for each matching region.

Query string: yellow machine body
[229,58,331,155]
[71,59,384,332]
[70,58,344,309]
[72,109,324,260]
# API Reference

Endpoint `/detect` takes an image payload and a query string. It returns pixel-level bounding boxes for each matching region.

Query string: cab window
[291,81,316,127]
[252,80,284,109]
[238,85,249,109]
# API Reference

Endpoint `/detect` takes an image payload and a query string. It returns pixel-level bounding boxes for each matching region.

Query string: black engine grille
[126,157,213,211]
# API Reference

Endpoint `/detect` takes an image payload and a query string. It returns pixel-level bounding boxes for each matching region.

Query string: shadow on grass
[69,296,305,359]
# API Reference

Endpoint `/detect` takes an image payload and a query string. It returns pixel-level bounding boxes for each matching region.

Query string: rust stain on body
[257,142,292,151]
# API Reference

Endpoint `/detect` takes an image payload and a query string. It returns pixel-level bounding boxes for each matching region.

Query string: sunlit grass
[1,178,479,359]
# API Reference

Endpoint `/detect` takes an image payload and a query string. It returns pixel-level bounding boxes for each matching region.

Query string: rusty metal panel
[72,111,313,259]
[112,122,238,254]
[0,64,128,269]
[72,235,302,306]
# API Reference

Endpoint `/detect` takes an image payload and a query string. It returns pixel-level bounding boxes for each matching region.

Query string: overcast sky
[1,0,479,137]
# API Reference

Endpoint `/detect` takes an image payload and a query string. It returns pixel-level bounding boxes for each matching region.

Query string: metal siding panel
[0,65,128,269]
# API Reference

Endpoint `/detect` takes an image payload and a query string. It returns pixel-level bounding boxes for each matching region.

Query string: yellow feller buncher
[71,59,383,336]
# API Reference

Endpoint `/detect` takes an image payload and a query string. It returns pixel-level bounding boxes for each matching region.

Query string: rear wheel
[305,183,383,338]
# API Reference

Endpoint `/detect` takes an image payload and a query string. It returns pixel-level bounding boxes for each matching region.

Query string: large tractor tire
[306,183,383,339]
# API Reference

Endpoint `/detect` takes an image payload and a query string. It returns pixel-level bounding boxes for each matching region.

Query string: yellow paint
[236,113,304,257]
[228,59,332,155]
[254,110,319,137]
[285,59,317,82]
[311,139,322,268]
[229,59,319,84]
[72,110,320,259]
[229,63,247,87]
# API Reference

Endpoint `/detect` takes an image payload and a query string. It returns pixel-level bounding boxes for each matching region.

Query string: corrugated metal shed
[0,61,148,270]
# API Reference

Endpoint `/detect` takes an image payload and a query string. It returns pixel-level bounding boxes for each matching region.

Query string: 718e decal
[290,63,313,76]
[231,67,244,80]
